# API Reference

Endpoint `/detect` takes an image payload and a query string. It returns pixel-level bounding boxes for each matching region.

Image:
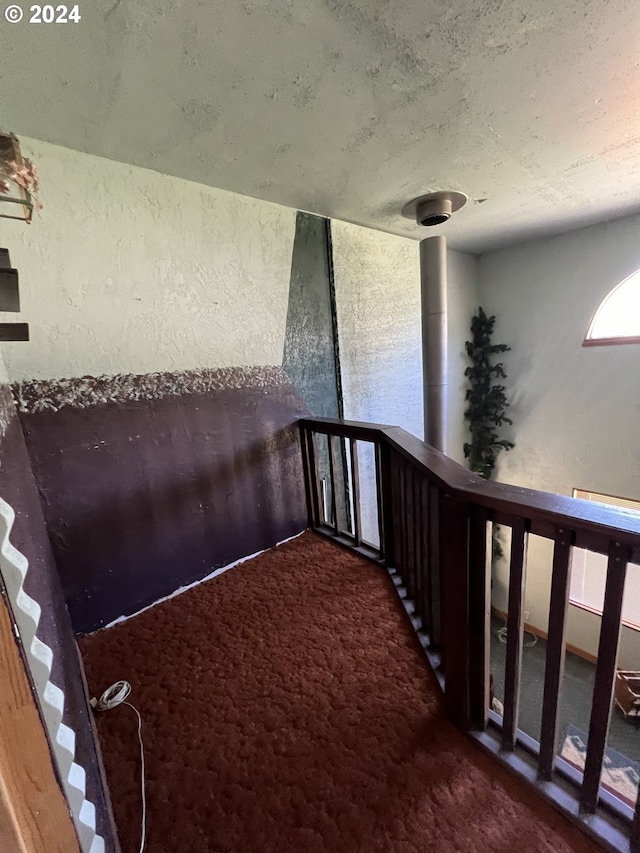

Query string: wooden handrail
[299,415,640,853]
[300,417,640,554]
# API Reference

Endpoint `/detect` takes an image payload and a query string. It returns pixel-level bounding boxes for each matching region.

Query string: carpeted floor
[79,532,601,853]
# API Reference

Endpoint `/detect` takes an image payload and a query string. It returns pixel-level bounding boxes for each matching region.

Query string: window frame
[583,269,640,347]
[569,488,640,631]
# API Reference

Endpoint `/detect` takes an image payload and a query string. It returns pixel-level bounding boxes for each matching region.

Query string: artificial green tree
[463,307,514,479]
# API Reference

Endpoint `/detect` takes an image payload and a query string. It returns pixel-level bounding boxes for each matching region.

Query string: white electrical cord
[496,612,538,649]
[91,681,146,853]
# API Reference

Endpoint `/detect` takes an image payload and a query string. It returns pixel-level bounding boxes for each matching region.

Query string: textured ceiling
[1,0,639,252]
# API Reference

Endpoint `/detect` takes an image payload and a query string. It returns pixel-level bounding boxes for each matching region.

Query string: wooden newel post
[439,493,471,729]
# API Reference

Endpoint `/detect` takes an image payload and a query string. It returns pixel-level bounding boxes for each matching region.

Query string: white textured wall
[0,138,296,382]
[332,223,477,454]
[332,225,477,543]
[446,250,478,465]
[332,221,423,436]
[332,223,421,544]
[479,214,640,667]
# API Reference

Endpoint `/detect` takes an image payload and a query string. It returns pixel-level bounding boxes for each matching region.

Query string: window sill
[569,599,640,632]
[583,336,640,347]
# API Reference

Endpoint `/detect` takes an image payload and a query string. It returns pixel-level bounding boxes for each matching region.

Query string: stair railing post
[377,441,396,568]
[439,492,471,729]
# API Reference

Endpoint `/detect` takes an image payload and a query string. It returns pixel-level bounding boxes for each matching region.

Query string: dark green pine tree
[463,307,515,479]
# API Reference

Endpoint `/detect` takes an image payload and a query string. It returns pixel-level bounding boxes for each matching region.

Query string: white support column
[420,235,448,453]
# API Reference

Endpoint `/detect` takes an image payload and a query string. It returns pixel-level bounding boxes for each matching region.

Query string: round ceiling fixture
[402,191,468,227]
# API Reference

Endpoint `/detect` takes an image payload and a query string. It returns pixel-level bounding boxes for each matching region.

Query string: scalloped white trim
[0,495,105,853]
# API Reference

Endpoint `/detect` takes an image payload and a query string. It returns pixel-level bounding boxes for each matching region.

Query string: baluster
[502,517,529,751]
[538,529,572,780]
[399,458,408,581]
[414,470,424,623]
[299,427,313,528]
[468,506,490,731]
[327,434,338,531]
[405,464,416,599]
[429,483,442,647]
[305,430,322,529]
[374,442,386,559]
[392,453,404,574]
[440,494,471,728]
[348,439,361,546]
[377,442,395,566]
[420,477,432,634]
[329,435,345,535]
[581,541,630,813]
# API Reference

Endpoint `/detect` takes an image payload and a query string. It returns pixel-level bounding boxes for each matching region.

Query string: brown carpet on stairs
[79,532,601,853]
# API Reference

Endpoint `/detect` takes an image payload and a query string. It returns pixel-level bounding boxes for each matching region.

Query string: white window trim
[584,269,640,346]
[570,489,640,630]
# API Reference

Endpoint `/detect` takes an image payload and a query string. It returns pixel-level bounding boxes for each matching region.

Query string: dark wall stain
[0,383,119,851]
[16,371,309,633]
[282,213,349,529]
[283,212,342,418]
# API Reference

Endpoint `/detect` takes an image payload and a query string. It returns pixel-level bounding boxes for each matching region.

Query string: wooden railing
[299,417,640,853]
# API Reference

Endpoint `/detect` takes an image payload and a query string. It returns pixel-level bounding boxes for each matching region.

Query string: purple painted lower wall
[0,382,119,851]
[14,366,309,634]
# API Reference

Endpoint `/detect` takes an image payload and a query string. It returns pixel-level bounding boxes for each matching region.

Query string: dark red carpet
[80,532,600,852]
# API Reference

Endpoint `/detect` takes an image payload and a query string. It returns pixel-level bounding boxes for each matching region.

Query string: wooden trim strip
[0,593,80,853]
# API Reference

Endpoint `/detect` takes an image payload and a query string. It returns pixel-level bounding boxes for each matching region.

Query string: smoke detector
[402,191,467,227]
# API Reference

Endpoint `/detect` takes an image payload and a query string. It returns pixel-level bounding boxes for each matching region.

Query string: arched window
[584,269,640,346]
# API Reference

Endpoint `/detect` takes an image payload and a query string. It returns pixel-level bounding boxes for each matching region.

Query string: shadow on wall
[16,375,310,633]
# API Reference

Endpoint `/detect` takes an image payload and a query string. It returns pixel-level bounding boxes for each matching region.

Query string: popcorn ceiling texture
[13,365,291,414]
[80,533,599,853]
[2,2,640,252]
